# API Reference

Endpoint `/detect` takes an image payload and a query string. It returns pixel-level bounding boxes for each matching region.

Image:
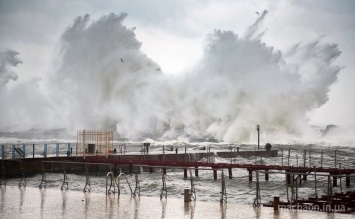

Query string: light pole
[257,125,260,150]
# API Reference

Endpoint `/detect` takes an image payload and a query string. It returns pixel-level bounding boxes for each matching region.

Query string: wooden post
[114,164,118,176]
[163,168,166,175]
[228,168,232,179]
[286,172,291,185]
[314,168,318,198]
[195,166,198,177]
[184,188,191,202]
[213,169,217,180]
[129,163,133,174]
[281,148,284,166]
[184,169,188,179]
[149,167,153,173]
[274,196,279,211]
[303,150,306,167]
[333,176,337,187]
[21,144,25,159]
[248,170,253,182]
[346,174,351,187]
[265,170,269,181]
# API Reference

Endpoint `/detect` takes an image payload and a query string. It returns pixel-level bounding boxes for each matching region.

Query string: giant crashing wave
[0,11,342,143]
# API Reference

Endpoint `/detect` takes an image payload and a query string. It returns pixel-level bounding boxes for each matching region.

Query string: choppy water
[1,142,355,218]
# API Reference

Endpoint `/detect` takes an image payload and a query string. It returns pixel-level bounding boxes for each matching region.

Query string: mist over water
[0,12,346,143]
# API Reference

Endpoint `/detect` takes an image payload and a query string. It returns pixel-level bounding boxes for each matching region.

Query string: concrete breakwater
[0,150,277,178]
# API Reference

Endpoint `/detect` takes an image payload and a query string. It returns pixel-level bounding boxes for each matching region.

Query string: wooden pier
[82,157,355,186]
[2,148,355,214]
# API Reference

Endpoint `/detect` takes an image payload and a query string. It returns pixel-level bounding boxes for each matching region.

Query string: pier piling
[248,170,253,182]
[265,170,269,181]
[346,174,351,186]
[286,172,291,185]
[129,163,133,174]
[333,176,338,187]
[213,169,217,180]
[274,197,279,211]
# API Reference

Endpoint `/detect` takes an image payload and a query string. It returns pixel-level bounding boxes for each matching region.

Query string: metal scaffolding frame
[77,130,113,158]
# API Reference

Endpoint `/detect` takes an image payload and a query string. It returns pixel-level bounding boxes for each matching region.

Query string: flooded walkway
[0,186,353,219]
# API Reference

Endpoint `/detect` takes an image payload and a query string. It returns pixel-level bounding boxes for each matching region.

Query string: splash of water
[0,12,343,143]
[0,49,21,85]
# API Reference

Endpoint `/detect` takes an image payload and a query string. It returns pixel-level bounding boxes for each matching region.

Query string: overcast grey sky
[1,0,355,135]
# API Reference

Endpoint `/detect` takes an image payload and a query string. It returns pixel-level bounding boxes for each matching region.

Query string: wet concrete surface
[0,186,353,219]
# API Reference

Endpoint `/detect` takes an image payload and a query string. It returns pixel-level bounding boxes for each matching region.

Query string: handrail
[106,172,117,195]
[18,161,26,188]
[61,164,68,190]
[39,162,46,189]
[133,174,140,197]
[160,173,167,200]
[83,165,91,192]
[189,169,196,201]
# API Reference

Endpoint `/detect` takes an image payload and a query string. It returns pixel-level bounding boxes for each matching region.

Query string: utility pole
[257,125,260,150]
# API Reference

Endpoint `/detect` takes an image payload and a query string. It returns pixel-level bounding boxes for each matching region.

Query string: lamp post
[257,125,260,150]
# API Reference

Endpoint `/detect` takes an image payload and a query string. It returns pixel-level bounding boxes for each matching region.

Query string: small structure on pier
[77,130,113,158]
